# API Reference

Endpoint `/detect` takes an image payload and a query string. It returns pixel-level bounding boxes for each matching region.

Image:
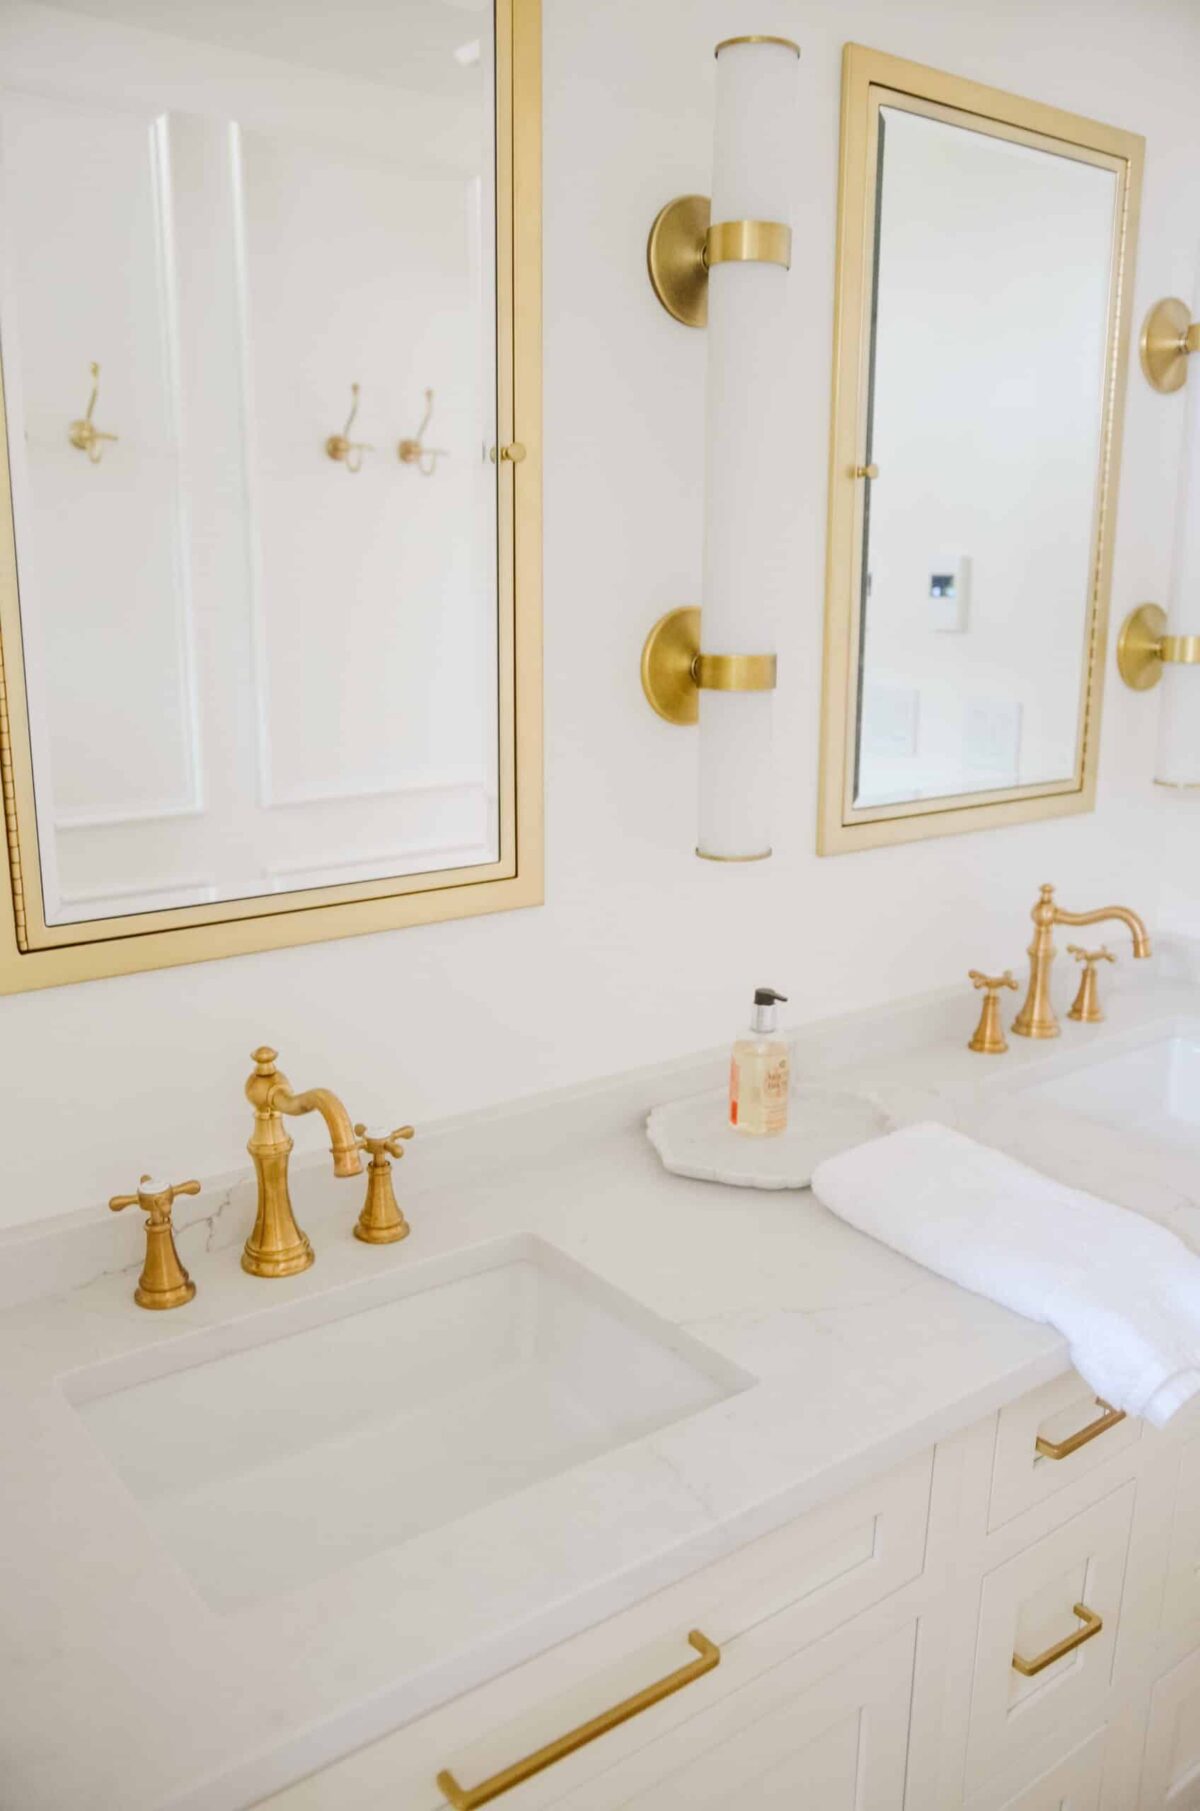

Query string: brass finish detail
[435,1631,720,1808]
[68,362,118,464]
[1012,1602,1103,1677]
[109,1175,200,1310]
[704,219,792,270]
[641,608,777,725]
[489,442,527,463]
[817,45,1144,856]
[1117,602,1200,690]
[1139,296,1200,394]
[242,1046,363,1277]
[967,969,1018,1054]
[693,651,777,692]
[353,1122,415,1244]
[854,463,879,479]
[398,388,448,475]
[0,637,25,952]
[715,34,801,56]
[646,195,711,329]
[325,381,373,472]
[1012,884,1150,1040]
[695,846,771,862]
[1035,1398,1126,1460]
[1066,944,1115,1023]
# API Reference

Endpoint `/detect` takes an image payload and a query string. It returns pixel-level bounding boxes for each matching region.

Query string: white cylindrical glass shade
[697,37,798,859]
[1156,252,1200,786]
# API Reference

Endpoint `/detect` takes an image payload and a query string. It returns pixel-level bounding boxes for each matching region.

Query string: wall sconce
[640,35,799,861]
[1120,281,1200,785]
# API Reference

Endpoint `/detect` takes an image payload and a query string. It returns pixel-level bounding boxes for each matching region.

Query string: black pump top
[753,988,788,1006]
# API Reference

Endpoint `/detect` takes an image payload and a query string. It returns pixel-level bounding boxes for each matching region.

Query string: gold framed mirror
[0,0,541,991]
[818,45,1142,855]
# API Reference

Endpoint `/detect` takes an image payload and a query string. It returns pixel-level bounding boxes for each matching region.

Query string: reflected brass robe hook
[68,362,118,463]
[325,382,373,472]
[397,388,448,476]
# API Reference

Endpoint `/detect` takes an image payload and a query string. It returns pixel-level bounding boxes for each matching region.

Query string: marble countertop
[4,966,1200,1811]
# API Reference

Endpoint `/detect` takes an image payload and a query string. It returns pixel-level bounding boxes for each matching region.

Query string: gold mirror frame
[0,0,541,991]
[817,44,1143,856]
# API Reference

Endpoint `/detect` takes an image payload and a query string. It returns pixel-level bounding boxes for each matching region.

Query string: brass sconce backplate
[1117,602,1169,690]
[1140,297,1196,394]
[647,196,711,328]
[641,606,701,723]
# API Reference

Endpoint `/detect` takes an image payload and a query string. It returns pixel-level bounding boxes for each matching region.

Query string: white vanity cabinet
[258,1376,1200,1811]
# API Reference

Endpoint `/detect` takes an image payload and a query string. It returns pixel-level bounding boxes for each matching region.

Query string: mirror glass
[0,0,502,927]
[853,103,1118,811]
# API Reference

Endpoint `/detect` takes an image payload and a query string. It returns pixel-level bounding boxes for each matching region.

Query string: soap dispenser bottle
[730,988,790,1137]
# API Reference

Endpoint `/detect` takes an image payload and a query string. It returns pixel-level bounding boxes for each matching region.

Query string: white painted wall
[1,0,1199,1231]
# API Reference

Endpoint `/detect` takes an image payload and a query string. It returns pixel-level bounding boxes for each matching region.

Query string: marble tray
[646,1084,892,1190]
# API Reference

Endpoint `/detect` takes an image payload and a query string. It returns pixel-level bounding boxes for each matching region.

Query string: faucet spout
[1012,885,1151,1041]
[266,1085,364,1178]
[241,1046,362,1277]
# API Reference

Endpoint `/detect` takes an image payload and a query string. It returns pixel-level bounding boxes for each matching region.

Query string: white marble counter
[3,965,1199,1811]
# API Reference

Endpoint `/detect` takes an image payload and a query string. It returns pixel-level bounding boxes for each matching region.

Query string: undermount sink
[1016,1031,1200,1145]
[66,1235,751,1612]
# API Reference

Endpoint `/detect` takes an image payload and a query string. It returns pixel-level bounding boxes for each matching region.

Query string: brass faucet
[1012,885,1150,1040]
[243,1046,363,1277]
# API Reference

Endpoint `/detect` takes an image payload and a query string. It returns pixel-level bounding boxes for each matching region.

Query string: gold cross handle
[967,970,1018,1055]
[108,1175,200,1309]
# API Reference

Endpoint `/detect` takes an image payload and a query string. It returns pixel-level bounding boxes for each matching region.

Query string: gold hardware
[68,361,118,464]
[242,1046,363,1277]
[435,1631,720,1808]
[1139,296,1200,393]
[704,219,791,270]
[853,463,879,479]
[967,969,1018,1054]
[1012,1602,1103,1677]
[1066,945,1116,1023]
[647,198,791,328]
[108,1174,200,1310]
[1116,602,1200,690]
[352,1122,415,1244]
[1035,1397,1126,1460]
[1012,884,1150,1040]
[641,606,776,726]
[489,442,527,463]
[324,382,373,472]
[397,388,449,475]
[714,34,801,56]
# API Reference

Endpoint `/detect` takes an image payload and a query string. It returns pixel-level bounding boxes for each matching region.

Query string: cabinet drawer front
[1140,1648,1200,1809]
[990,1374,1141,1531]
[254,1453,931,1810]
[974,1729,1106,1811]
[1161,1430,1200,1640]
[550,1620,917,1811]
[964,1484,1134,1799]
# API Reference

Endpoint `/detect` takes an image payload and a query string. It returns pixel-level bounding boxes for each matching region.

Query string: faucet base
[1011,1015,1061,1040]
[241,1233,314,1279]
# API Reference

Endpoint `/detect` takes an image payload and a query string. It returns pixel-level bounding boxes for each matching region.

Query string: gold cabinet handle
[1035,1399,1126,1461]
[436,1631,720,1809]
[853,462,878,479]
[1012,1602,1102,1677]
[489,442,527,464]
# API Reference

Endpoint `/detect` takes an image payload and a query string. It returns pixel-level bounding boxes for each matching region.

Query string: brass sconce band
[1117,602,1200,690]
[641,607,776,725]
[714,35,800,56]
[705,219,792,270]
[694,651,777,691]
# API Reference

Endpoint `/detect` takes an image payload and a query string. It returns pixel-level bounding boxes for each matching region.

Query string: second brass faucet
[1012,885,1150,1040]
[243,1046,363,1277]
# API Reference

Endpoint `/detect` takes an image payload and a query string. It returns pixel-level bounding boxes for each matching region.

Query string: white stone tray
[646,1084,893,1190]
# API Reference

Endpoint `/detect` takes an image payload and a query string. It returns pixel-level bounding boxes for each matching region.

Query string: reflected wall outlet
[930,554,970,633]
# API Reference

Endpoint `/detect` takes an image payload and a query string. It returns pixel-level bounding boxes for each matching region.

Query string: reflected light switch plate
[964,697,1021,782]
[862,683,920,757]
[930,554,970,633]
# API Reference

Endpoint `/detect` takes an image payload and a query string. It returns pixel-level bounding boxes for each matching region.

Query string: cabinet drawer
[1140,1647,1200,1809]
[964,1483,1134,1799]
[967,1729,1105,1811]
[989,1373,1141,1531]
[256,1451,931,1810]
[1161,1429,1200,1640]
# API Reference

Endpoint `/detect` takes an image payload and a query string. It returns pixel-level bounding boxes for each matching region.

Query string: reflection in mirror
[855,107,1117,810]
[0,0,502,927]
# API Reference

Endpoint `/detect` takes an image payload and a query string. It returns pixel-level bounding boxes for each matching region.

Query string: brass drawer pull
[1012,1602,1103,1677]
[1035,1399,1126,1461]
[436,1630,720,1809]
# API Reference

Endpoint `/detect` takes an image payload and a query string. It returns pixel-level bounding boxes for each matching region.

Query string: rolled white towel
[811,1120,1200,1428]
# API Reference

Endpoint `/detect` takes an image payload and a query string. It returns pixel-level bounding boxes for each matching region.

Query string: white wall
[2,0,1199,1231]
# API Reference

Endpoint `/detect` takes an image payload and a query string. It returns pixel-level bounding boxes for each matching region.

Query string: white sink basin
[66,1236,750,1611]
[1017,1032,1200,1144]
